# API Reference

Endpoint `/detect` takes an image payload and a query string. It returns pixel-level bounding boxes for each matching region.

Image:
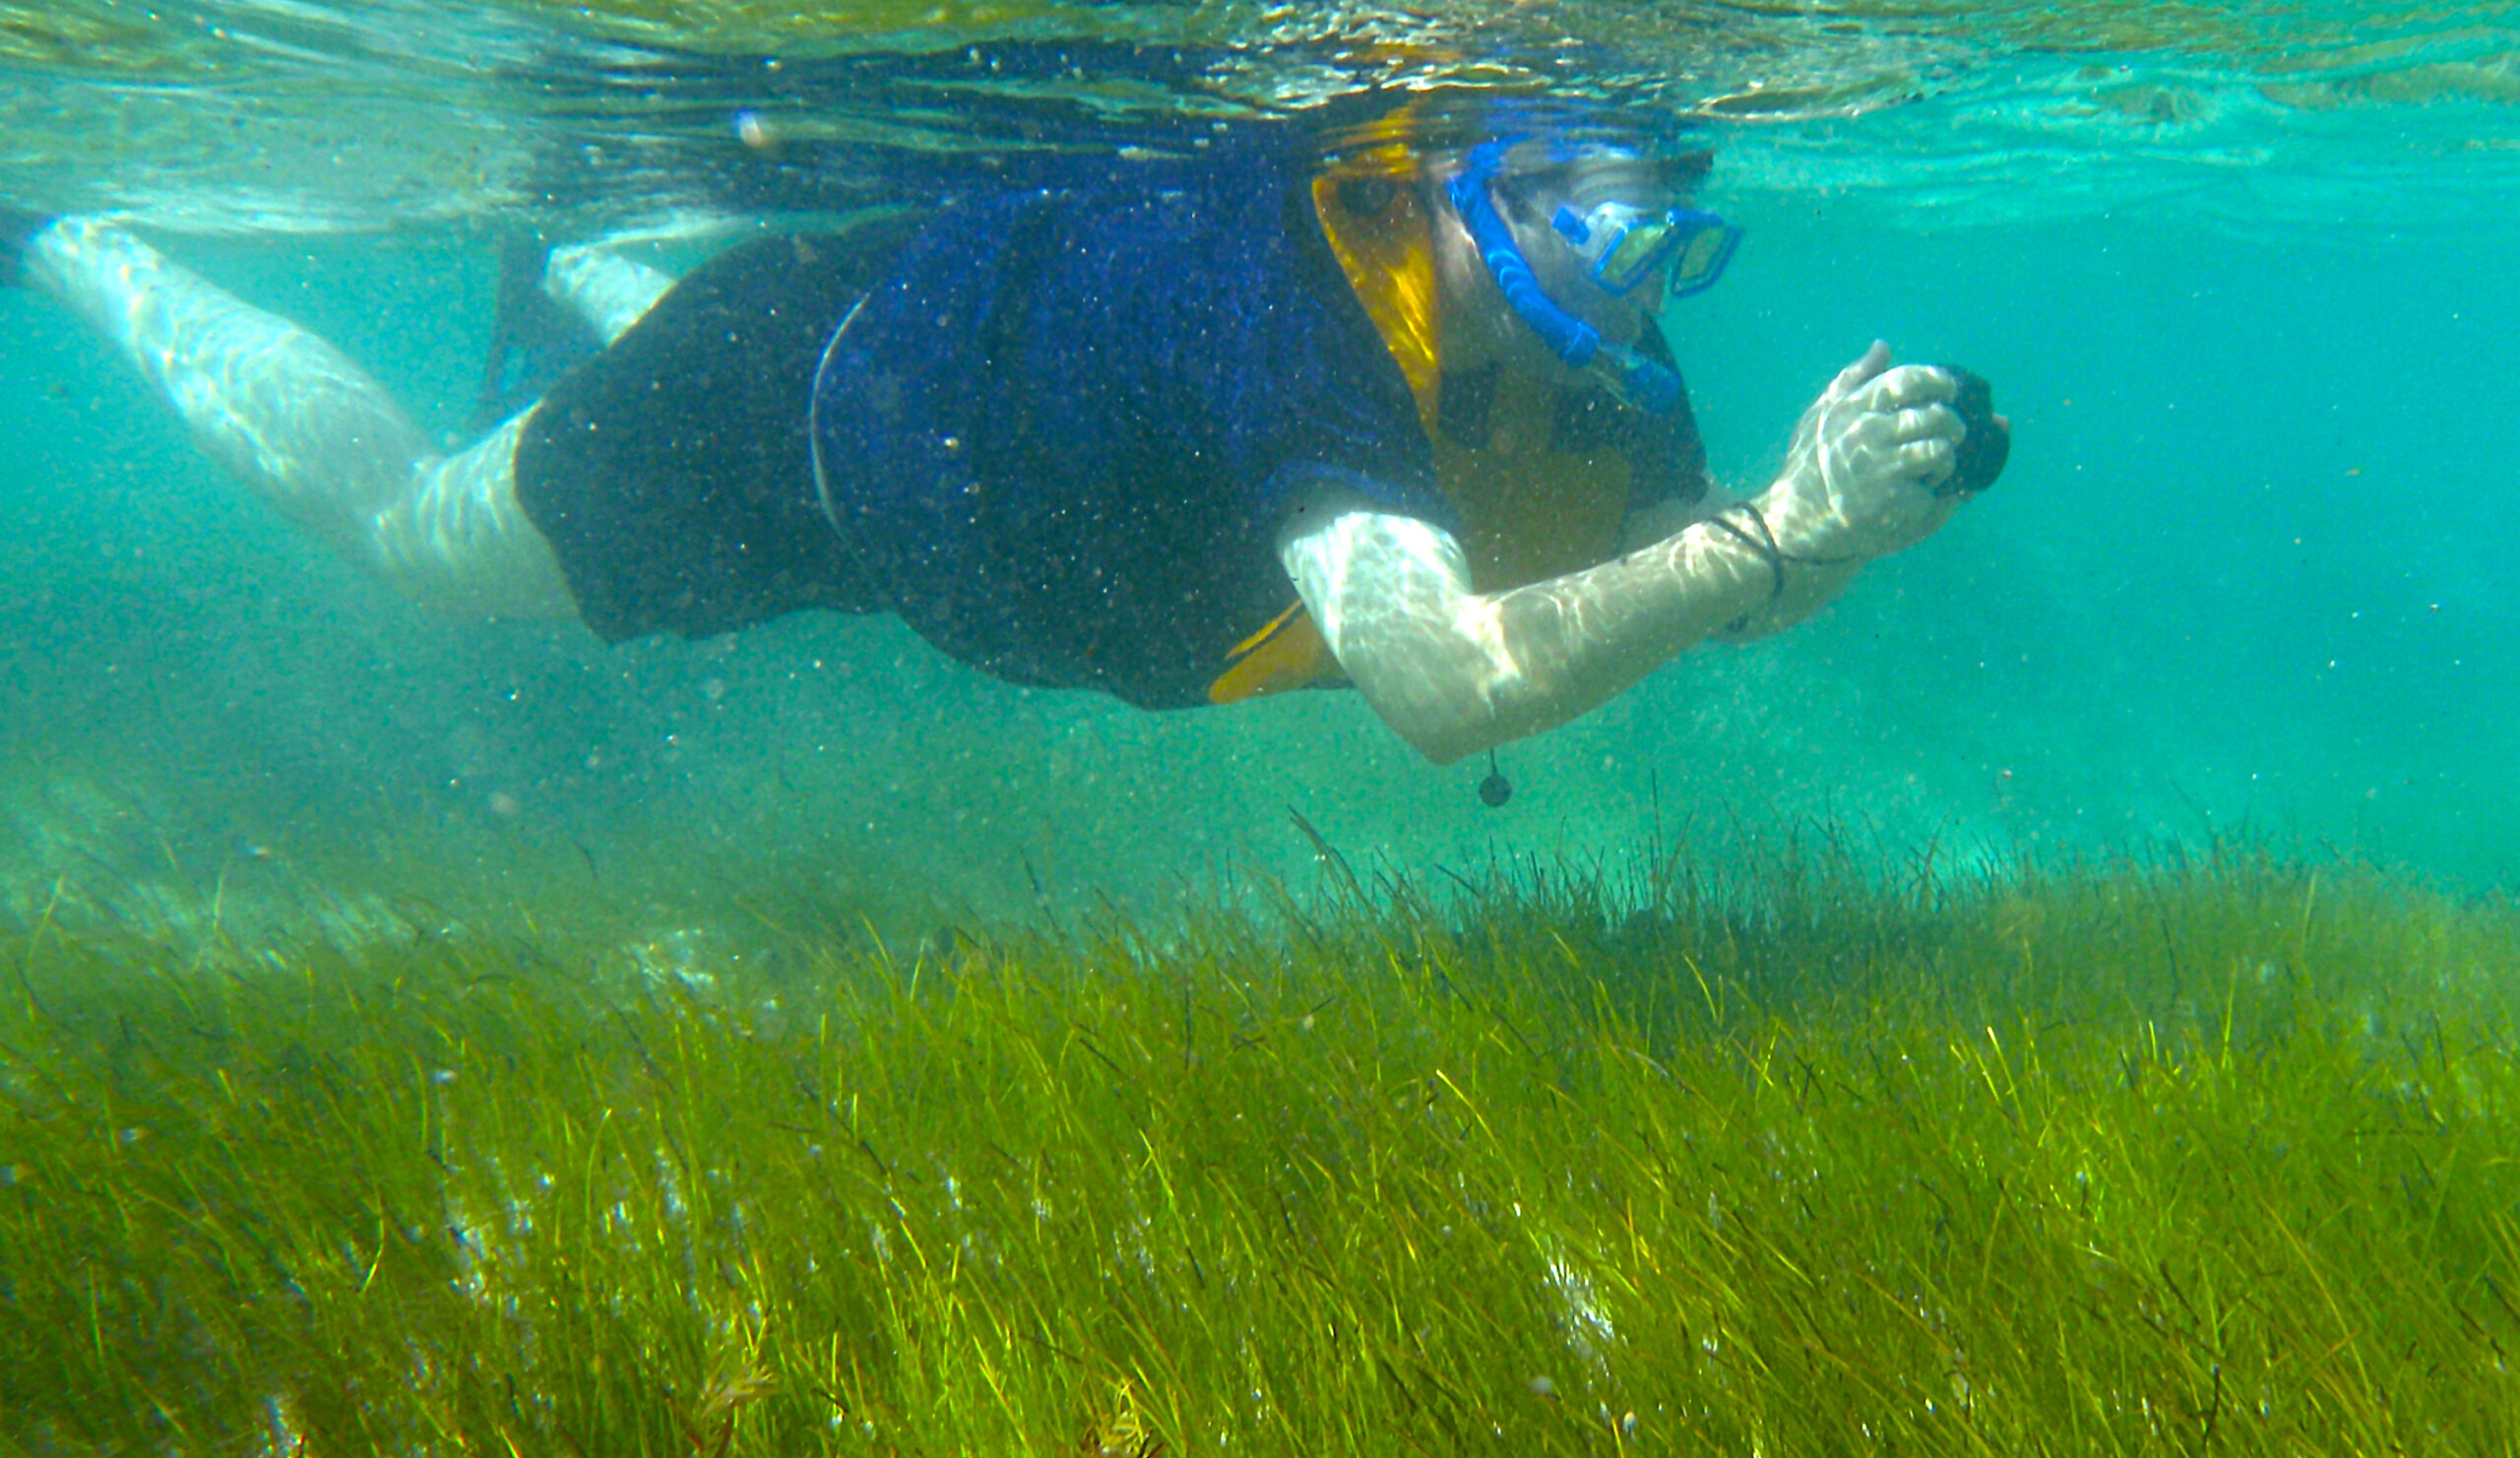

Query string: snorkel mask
[1551,196,1740,301]
[1445,138,1740,414]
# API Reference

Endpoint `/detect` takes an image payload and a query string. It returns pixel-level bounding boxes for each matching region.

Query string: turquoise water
[2,3,2517,942]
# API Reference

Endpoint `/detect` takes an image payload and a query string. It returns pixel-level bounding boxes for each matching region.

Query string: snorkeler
[0,118,2006,767]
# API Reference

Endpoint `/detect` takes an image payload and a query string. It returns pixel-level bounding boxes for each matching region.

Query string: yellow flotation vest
[1205,148,1652,706]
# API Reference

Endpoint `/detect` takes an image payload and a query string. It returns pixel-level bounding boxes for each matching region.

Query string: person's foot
[470,230,600,430]
[0,205,56,287]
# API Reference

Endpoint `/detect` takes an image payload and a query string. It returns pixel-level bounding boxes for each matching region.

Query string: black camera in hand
[1937,367,2010,498]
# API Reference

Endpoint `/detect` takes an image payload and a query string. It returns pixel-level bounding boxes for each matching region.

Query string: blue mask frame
[1550,199,1741,300]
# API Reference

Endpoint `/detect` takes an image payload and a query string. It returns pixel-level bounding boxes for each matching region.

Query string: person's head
[1435,133,1736,412]
[1475,140,1724,338]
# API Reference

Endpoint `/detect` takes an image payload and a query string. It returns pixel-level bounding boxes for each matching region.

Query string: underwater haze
[4,0,2516,939]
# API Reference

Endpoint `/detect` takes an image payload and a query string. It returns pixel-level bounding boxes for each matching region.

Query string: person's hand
[1762,342,2007,564]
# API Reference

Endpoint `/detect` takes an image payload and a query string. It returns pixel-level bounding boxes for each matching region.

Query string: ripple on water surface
[0,1,2512,233]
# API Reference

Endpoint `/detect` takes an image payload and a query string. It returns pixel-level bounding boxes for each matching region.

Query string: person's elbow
[1335,608,1534,766]
[1374,695,1493,766]
[1361,688,1498,766]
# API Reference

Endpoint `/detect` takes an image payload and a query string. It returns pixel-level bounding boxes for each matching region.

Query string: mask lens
[1585,207,1739,299]
[1582,205,1743,299]
[1591,217,1675,294]
[1663,213,1740,299]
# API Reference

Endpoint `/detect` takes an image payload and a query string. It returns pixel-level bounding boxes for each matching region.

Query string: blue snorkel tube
[1445,139,1687,416]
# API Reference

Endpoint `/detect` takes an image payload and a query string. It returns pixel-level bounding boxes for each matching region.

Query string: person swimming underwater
[0,113,2006,767]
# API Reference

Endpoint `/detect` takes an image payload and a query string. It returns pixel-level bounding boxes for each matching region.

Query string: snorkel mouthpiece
[1606,346,1682,413]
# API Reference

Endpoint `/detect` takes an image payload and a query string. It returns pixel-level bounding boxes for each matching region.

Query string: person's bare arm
[1279,344,1984,764]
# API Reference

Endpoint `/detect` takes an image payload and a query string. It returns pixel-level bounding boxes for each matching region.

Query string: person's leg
[20,217,580,620]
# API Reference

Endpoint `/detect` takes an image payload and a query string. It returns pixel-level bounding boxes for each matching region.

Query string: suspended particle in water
[735,109,782,156]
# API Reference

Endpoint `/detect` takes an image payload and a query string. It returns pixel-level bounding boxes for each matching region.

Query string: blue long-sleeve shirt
[808,147,1450,708]
[517,138,1703,709]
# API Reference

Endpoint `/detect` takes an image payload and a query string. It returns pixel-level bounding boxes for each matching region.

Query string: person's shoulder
[1070,134,1317,248]
[998,138,1336,331]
